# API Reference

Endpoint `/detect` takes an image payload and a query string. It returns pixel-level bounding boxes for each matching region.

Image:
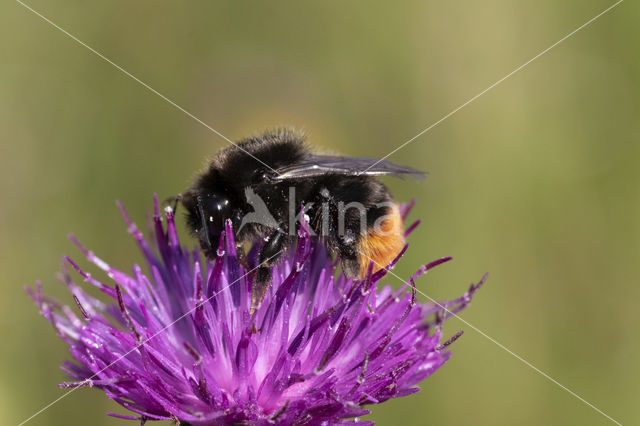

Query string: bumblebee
[180,128,424,305]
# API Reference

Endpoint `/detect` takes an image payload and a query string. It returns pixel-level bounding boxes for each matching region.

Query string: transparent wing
[271,155,425,181]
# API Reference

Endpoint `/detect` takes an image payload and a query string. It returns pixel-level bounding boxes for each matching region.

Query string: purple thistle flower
[26,196,485,425]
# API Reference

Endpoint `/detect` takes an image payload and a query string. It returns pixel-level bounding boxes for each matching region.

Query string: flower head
[26,196,484,425]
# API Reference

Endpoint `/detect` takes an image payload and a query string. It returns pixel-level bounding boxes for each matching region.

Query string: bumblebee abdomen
[357,203,405,277]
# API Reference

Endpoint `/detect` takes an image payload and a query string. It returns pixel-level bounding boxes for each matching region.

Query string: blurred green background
[2,1,638,425]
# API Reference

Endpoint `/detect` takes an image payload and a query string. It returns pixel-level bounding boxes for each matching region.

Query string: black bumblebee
[179,128,424,306]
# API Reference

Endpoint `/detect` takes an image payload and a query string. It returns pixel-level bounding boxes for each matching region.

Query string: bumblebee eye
[190,191,232,244]
[209,198,229,212]
[201,194,231,217]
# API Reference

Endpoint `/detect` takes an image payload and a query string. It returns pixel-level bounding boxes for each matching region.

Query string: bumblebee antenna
[163,193,183,214]
[172,193,183,214]
[196,195,213,251]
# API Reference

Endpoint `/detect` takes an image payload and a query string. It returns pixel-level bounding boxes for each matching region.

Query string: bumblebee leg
[331,230,361,278]
[253,227,291,311]
[236,243,250,270]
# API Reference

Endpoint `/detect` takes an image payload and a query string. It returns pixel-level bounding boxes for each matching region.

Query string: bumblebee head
[182,187,236,253]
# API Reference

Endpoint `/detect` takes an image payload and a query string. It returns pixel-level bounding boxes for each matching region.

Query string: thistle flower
[26,197,484,425]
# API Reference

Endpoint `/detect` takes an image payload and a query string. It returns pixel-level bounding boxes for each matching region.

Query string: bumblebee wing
[272,155,425,181]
